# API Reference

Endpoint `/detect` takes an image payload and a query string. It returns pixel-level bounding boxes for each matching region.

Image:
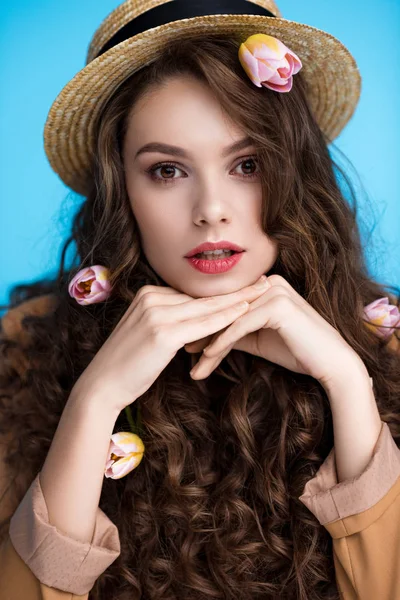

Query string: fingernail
[254,275,269,289]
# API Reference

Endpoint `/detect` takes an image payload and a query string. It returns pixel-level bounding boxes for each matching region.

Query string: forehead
[124,75,244,146]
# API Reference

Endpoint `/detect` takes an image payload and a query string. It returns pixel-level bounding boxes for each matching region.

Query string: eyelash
[145,155,260,184]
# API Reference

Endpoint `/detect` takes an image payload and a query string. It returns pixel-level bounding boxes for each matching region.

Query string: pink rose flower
[238,33,302,92]
[363,297,400,339]
[68,265,112,305]
[104,432,145,479]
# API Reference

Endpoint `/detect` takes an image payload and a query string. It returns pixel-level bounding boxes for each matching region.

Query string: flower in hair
[363,297,400,339]
[238,33,302,92]
[105,404,145,479]
[104,431,145,479]
[68,265,112,305]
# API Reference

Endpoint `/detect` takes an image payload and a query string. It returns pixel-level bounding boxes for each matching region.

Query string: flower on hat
[363,297,400,340]
[68,265,112,305]
[238,33,302,92]
[104,431,145,479]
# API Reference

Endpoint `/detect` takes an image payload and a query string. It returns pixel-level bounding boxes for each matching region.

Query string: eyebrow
[134,136,255,160]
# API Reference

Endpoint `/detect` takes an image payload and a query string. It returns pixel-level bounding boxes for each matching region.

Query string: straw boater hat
[43,0,361,197]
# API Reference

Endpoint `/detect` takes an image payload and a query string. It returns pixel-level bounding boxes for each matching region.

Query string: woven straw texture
[43,0,361,196]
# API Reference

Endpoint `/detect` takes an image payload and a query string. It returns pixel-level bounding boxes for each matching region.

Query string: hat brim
[44,14,361,195]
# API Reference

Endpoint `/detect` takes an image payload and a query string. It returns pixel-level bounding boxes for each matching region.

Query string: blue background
[1,0,399,311]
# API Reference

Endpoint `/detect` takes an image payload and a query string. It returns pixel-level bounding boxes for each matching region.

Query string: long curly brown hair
[1,34,399,600]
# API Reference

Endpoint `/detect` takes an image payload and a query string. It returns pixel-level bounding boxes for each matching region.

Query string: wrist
[320,354,370,398]
[68,381,123,422]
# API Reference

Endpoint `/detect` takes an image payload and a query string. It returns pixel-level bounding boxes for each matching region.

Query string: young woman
[1,1,399,599]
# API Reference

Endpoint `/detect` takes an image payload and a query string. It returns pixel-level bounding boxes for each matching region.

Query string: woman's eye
[147,163,185,183]
[237,157,259,178]
[146,156,260,184]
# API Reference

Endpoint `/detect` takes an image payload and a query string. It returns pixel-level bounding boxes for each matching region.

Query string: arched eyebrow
[134,136,254,160]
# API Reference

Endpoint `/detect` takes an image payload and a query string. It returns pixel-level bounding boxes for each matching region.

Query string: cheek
[133,207,181,252]
[127,189,159,228]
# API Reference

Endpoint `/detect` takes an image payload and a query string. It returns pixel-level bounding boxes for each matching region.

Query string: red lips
[185,240,245,258]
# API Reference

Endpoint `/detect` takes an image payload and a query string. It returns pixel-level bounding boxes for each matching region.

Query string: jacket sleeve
[0,471,121,599]
[299,416,400,600]
[0,296,121,599]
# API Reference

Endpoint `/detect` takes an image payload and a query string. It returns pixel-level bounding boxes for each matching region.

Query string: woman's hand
[185,274,363,391]
[70,276,270,413]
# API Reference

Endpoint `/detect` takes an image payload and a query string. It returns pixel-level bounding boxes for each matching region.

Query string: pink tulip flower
[104,432,145,479]
[363,297,400,339]
[238,33,302,92]
[68,265,112,305]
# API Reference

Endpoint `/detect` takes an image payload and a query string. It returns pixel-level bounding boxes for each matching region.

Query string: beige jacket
[1,295,400,600]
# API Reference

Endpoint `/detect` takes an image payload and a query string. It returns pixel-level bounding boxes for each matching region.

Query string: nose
[192,177,233,225]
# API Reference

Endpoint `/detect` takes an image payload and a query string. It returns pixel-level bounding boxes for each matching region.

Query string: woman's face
[122,75,278,298]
